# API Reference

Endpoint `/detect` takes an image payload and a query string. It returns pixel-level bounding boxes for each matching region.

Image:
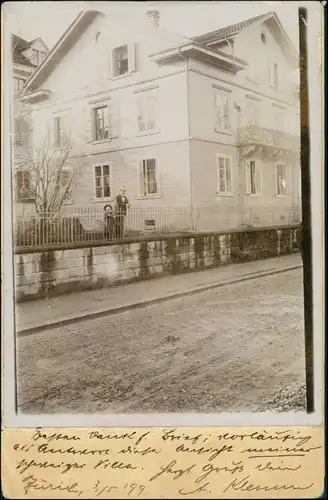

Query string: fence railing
[14,205,301,249]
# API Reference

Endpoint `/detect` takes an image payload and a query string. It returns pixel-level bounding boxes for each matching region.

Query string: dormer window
[261,32,266,44]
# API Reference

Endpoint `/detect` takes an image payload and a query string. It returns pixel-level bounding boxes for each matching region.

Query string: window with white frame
[112,45,129,77]
[246,160,262,195]
[53,116,62,147]
[16,169,32,201]
[93,106,109,141]
[94,164,111,199]
[276,163,288,195]
[137,90,158,134]
[214,89,230,132]
[269,61,279,89]
[140,159,158,196]
[216,155,232,194]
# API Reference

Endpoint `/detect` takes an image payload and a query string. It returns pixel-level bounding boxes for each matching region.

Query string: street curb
[17,264,302,336]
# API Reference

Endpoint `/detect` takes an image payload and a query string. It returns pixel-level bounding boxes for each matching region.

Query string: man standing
[115,186,130,239]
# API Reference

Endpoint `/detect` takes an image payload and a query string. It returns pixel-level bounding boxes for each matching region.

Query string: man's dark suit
[115,194,129,239]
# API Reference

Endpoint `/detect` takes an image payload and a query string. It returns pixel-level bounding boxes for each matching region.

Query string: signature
[223,474,314,493]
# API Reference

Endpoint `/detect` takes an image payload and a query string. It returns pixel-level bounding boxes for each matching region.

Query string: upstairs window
[40,51,47,61]
[269,61,279,89]
[139,159,158,196]
[14,117,29,146]
[137,89,158,134]
[53,116,62,148]
[32,49,40,65]
[113,45,129,76]
[246,98,260,126]
[93,106,109,141]
[214,89,230,132]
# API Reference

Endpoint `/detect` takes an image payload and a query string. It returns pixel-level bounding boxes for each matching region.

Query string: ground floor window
[276,163,288,195]
[139,158,158,196]
[94,164,111,199]
[16,169,33,201]
[216,155,232,194]
[246,160,262,195]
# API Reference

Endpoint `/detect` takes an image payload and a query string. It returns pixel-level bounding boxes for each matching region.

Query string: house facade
[12,35,49,210]
[20,9,301,231]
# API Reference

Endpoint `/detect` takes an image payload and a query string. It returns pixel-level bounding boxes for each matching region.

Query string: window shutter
[128,43,136,72]
[255,163,262,194]
[225,158,232,192]
[245,162,251,194]
[89,108,95,141]
[109,103,120,138]
[108,50,113,78]
[139,160,145,196]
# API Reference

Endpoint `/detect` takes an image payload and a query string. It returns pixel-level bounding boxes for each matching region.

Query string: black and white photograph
[2,1,323,422]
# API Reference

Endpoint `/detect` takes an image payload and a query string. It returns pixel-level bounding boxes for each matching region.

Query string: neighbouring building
[12,34,49,212]
[19,9,301,232]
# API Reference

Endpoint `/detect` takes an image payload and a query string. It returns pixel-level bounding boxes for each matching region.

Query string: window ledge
[136,130,160,138]
[87,139,113,145]
[246,193,263,198]
[214,129,233,136]
[216,192,234,198]
[93,197,114,203]
[275,194,289,198]
[110,70,136,81]
[135,194,162,200]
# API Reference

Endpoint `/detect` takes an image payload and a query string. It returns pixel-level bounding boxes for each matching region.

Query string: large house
[12,34,48,207]
[18,9,301,231]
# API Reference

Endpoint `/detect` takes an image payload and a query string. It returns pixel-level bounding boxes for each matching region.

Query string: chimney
[146,10,160,28]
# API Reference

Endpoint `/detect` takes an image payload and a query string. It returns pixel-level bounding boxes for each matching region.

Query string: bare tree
[15,131,80,215]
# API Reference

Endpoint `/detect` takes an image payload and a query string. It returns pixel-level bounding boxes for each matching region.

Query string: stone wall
[15,225,301,302]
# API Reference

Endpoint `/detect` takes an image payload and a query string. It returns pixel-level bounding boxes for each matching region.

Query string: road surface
[17,268,306,414]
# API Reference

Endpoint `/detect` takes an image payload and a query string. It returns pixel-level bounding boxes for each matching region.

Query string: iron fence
[14,205,301,249]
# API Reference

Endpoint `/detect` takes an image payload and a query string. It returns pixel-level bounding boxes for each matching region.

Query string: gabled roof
[194,11,298,65]
[12,34,37,67]
[195,12,269,44]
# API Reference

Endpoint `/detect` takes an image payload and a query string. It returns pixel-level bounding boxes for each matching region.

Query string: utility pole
[299,7,314,413]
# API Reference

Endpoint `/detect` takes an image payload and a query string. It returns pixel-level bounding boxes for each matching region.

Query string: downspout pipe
[177,47,194,229]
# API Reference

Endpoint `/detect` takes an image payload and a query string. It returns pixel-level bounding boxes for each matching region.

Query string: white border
[2,1,324,428]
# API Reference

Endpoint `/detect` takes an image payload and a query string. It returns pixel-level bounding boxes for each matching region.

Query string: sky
[5,1,304,51]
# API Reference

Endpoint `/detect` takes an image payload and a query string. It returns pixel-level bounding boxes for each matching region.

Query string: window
[261,32,266,44]
[53,116,62,147]
[216,155,232,194]
[32,49,40,65]
[273,106,286,132]
[40,51,47,61]
[137,90,158,134]
[246,160,262,195]
[140,159,158,196]
[113,45,129,76]
[276,163,288,195]
[246,98,260,125]
[14,118,29,146]
[16,170,32,201]
[13,77,25,94]
[94,164,111,199]
[93,106,109,141]
[214,89,230,132]
[269,62,279,89]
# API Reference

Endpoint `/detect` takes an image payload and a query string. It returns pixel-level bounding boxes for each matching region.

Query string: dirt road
[17,268,306,414]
